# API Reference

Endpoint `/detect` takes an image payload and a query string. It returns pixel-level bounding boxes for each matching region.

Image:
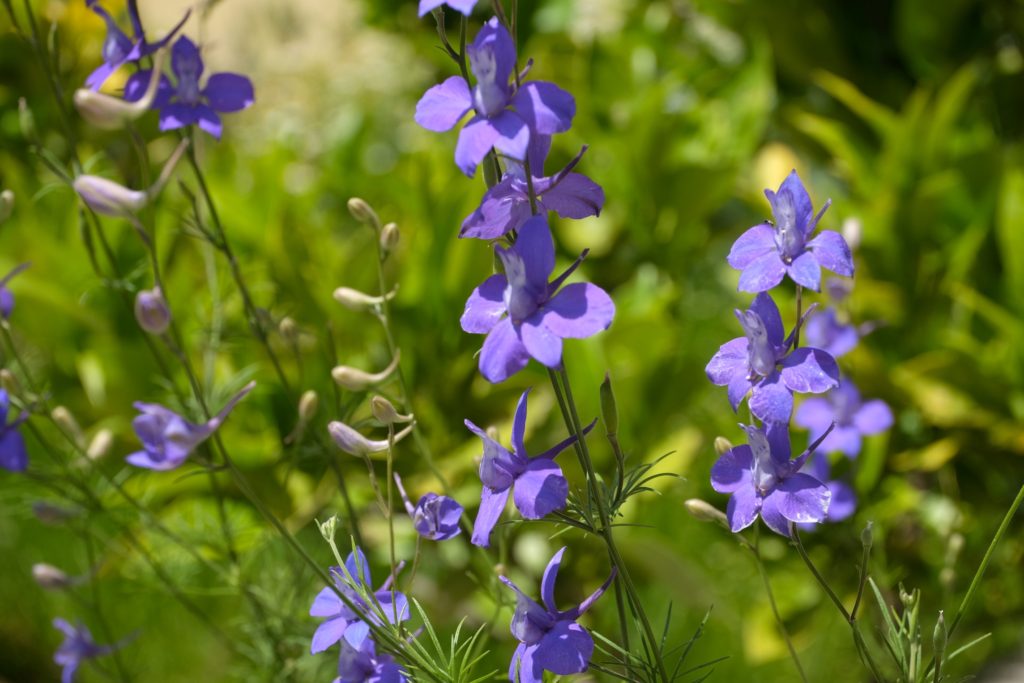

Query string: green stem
[751,534,808,683]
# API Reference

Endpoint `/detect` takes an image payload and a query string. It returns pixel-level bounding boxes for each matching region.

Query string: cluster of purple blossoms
[84,0,188,91]
[53,618,120,683]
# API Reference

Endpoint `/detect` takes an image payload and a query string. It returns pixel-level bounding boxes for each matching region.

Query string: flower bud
[299,390,319,423]
[52,406,84,446]
[18,97,36,141]
[279,316,298,340]
[379,222,399,252]
[134,287,170,335]
[0,369,21,395]
[332,286,398,311]
[32,501,77,525]
[328,419,414,457]
[371,396,413,425]
[73,48,168,130]
[32,563,74,591]
[714,436,733,456]
[74,139,189,217]
[684,499,730,530]
[0,189,13,224]
[861,521,873,552]
[841,216,861,252]
[87,429,114,461]
[933,611,947,661]
[332,351,401,391]
[318,515,339,543]
[347,197,380,229]
[599,372,619,435]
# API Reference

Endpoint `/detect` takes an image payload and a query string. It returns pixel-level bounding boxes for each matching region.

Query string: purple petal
[705,337,748,386]
[514,215,556,290]
[342,620,371,649]
[538,173,604,219]
[512,458,568,519]
[0,428,28,472]
[471,485,510,547]
[520,316,563,368]
[511,389,530,458]
[171,35,203,80]
[765,421,792,464]
[727,373,752,411]
[794,397,834,432]
[203,73,254,113]
[123,70,174,108]
[540,547,566,613]
[538,283,615,339]
[767,170,813,237]
[772,473,831,524]
[470,18,517,88]
[785,251,821,291]
[461,273,508,334]
[533,621,593,675]
[512,81,575,135]
[158,103,198,131]
[726,486,759,532]
[826,480,857,521]
[309,587,342,617]
[749,292,785,349]
[310,616,348,654]
[419,0,478,15]
[510,643,541,683]
[460,177,530,239]
[818,425,862,458]
[804,309,859,358]
[727,223,776,270]
[415,76,472,132]
[853,400,893,435]
[479,318,530,383]
[455,115,501,177]
[737,250,786,293]
[749,373,794,424]
[779,348,840,394]
[710,445,753,494]
[85,60,121,91]
[344,548,372,586]
[758,493,791,536]
[808,231,854,277]
[501,576,553,643]
[489,110,531,161]
[195,105,223,139]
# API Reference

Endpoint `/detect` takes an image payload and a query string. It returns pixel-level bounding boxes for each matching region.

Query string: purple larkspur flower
[393,472,464,541]
[53,618,116,683]
[728,170,853,292]
[803,308,859,358]
[335,637,407,683]
[798,453,856,528]
[124,36,254,139]
[0,390,29,472]
[461,138,604,239]
[461,215,614,383]
[500,547,615,683]
[84,0,188,91]
[0,262,29,320]
[127,381,254,470]
[418,0,477,16]
[466,389,594,547]
[705,292,840,424]
[415,17,575,177]
[309,548,409,654]
[795,379,893,458]
[711,423,832,536]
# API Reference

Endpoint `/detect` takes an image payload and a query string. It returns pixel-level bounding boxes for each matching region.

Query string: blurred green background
[2,0,1024,680]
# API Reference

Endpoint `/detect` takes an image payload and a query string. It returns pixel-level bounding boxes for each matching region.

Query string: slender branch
[751,534,808,683]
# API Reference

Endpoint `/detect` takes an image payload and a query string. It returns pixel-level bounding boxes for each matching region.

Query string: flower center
[470,48,509,118]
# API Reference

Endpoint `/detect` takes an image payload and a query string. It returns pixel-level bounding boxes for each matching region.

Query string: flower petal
[737,250,786,293]
[309,586,342,617]
[514,215,556,291]
[533,621,593,676]
[520,316,563,368]
[195,105,223,139]
[727,373,752,411]
[749,292,785,349]
[203,73,254,112]
[772,473,831,524]
[158,103,198,132]
[808,231,854,277]
[853,400,893,436]
[779,348,840,394]
[819,425,862,458]
[785,251,821,290]
[511,390,530,458]
[539,283,614,339]
[767,170,813,237]
[489,110,531,162]
[512,81,576,135]
[540,547,566,613]
[479,318,530,383]
[749,372,793,424]
[415,76,472,132]
[539,173,604,219]
[470,17,517,87]
[727,223,776,270]
[471,485,510,547]
[726,485,759,532]
[171,35,203,80]
[461,273,509,334]
[0,428,28,472]
[705,337,748,386]
[460,177,529,239]
[455,115,500,176]
[513,458,568,519]
[794,397,834,432]
[758,492,791,536]
[710,445,753,494]
[826,480,857,521]
[310,616,348,654]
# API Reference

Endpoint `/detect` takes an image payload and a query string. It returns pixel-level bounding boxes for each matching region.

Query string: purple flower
[0,262,29,320]
[803,308,858,358]
[53,618,116,683]
[84,0,187,91]
[127,381,255,470]
[124,36,254,140]
[795,380,893,458]
[309,548,409,654]
[705,292,840,424]
[335,637,407,683]
[0,390,28,472]
[710,423,832,536]
[460,140,604,240]
[393,472,464,541]
[415,17,575,177]
[727,170,853,292]
[500,547,615,683]
[461,215,614,383]
[798,453,856,527]
[466,389,594,547]
[418,0,477,16]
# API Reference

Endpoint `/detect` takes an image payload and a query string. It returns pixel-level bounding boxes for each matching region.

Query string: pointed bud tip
[714,436,733,456]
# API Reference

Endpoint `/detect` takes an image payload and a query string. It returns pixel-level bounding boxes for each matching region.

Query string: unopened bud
[861,521,873,551]
[32,501,77,525]
[332,351,401,391]
[279,316,298,340]
[841,217,862,252]
[73,139,189,217]
[328,420,414,457]
[714,436,733,456]
[379,222,399,252]
[684,499,730,530]
[371,396,413,425]
[18,98,36,141]
[347,197,380,229]
[74,48,168,129]
[32,563,74,591]
[333,286,398,311]
[0,189,13,224]
[318,515,339,543]
[86,429,113,461]
[299,390,319,422]
[933,611,947,661]
[599,372,619,435]
[51,406,83,445]
[0,369,21,395]
[899,585,918,610]
[134,287,170,335]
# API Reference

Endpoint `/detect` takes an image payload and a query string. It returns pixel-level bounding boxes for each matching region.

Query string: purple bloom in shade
[803,308,858,358]
[335,637,407,683]
[418,0,477,16]
[393,472,464,541]
[460,215,615,383]
[797,454,856,529]
[127,381,255,470]
[705,292,840,424]
[727,170,854,292]
[465,389,595,547]
[460,140,604,240]
[0,262,29,319]
[414,18,575,177]
[710,423,832,536]
[795,379,893,458]
[53,618,116,683]
[124,36,254,140]
[0,390,29,472]
[84,0,188,90]
[309,548,410,654]
[500,547,616,683]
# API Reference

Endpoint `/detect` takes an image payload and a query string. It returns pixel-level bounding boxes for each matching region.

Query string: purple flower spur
[84,0,188,90]
[728,170,853,292]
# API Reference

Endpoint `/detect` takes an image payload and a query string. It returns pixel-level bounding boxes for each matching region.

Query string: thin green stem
[751,534,808,683]
[82,531,132,683]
